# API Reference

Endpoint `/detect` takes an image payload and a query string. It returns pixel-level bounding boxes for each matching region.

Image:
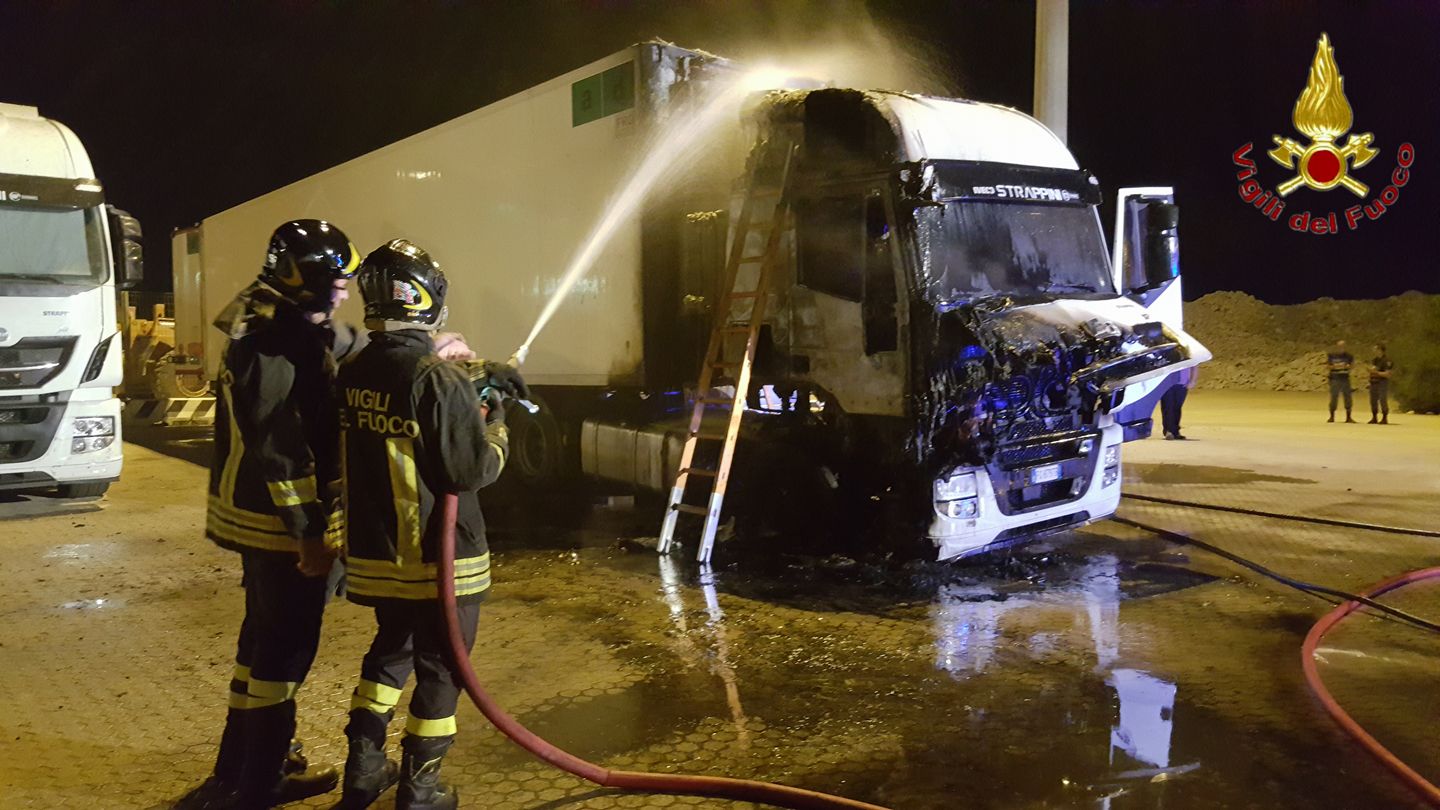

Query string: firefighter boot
[239,703,338,808]
[285,738,314,774]
[173,708,248,809]
[396,739,458,810]
[336,737,399,809]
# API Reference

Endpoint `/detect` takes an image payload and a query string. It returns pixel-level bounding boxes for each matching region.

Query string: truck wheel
[58,481,109,498]
[152,354,211,398]
[503,395,567,488]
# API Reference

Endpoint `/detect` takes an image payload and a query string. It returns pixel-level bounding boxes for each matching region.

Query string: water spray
[511,66,800,367]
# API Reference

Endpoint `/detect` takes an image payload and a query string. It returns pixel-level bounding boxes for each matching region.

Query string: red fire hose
[1301,566,1440,806]
[434,493,892,810]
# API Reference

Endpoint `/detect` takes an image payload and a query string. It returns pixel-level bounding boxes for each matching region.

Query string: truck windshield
[0,205,108,285]
[919,202,1112,300]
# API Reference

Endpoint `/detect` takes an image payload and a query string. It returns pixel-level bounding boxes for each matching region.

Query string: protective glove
[479,386,506,425]
[479,360,530,402]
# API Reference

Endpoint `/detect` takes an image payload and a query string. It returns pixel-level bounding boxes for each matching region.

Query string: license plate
[1029,463,1061,484]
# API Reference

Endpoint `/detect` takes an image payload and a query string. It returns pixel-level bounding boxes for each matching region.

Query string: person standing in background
[1160,366,1197,440]
[1368,342,1393,424]
[1326,339,1355,423]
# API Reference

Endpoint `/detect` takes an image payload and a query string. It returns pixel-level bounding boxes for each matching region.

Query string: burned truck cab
[751,89,1208,559]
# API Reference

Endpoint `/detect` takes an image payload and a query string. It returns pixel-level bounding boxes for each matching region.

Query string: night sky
[3,0,1435,304]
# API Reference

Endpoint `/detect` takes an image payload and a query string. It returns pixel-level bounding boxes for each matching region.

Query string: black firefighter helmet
[357,239,449,328]
[260,219,360,313]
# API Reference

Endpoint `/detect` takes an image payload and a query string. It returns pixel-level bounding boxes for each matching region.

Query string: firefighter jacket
[207,282,339,555]
[335,329,508,606]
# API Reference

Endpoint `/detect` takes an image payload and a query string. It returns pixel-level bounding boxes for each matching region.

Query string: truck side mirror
[1139,201,1179,289]
[1111,190,1179,297]
[106,205,144,290]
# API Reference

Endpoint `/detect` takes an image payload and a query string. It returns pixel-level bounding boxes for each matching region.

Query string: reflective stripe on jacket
[206,283,339,555]
[336,329,507,605]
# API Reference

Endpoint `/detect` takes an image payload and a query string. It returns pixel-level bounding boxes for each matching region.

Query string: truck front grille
[0,337,77,390]
[0,441,34,461]
[988,429,1100,516]
[0,402,64,464]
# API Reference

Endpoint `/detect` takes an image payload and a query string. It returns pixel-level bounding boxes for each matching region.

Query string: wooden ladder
[658,143,797,563]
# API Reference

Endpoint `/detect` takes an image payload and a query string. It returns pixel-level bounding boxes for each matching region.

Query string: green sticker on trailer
[572,61,634,126]
[601,64,634,115]
[571,74,603,127]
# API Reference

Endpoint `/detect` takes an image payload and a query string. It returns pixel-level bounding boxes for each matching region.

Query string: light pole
[1034,0,1069,143]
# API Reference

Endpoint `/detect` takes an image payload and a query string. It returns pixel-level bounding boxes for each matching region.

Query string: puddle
[58,597,123,610]
[476,518,1430,809]
[1127,463,1317,486]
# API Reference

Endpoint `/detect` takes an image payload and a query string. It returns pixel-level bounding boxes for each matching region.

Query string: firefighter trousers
[345,600,481,757]
[214,551,329,786]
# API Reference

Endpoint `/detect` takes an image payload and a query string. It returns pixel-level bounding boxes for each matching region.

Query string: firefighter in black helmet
[178,220,359,810]
[332,240,522,810]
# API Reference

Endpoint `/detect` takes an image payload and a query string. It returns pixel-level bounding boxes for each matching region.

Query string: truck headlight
[945,498,979,519]
[74,416,115,437]
[72,436,115,454]
[1103,445,1120,467]
[935,471,978,501]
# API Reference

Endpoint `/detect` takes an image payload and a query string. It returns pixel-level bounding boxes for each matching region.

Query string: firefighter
[179,220,359,810]
[334,239,524,810]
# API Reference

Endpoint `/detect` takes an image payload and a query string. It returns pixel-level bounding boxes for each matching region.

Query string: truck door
[1110,188,1211,432]
[676,209,727,381]
[784,189,905,417]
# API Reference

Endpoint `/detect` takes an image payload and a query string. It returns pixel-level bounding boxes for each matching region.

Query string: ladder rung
[726,291,761,300]
[698,396,736,405]
[738,255,767,263]
[721,326,751,334]
[711,360,742,368]
[672,504,709,516]
[691,431,728,441]
[679,467,717,477]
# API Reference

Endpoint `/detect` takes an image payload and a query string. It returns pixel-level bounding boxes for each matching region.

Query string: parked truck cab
[723,89,1209,558]
[0,102,141,498]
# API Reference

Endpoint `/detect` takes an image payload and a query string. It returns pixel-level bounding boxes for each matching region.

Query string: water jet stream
[513,68,788,365]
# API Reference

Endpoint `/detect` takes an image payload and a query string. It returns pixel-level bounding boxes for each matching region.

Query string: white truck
[0,102,142,498]
[173,43,1207,559]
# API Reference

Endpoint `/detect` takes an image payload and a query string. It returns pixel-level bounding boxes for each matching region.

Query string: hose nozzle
[502,349,539,413]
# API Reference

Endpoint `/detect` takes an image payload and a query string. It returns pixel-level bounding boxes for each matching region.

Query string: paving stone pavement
[2,423,1437,809]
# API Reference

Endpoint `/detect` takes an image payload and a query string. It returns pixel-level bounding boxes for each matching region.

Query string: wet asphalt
[1,390,1436,809]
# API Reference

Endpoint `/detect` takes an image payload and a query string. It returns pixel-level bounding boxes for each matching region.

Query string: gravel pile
[1183,290,1435,392]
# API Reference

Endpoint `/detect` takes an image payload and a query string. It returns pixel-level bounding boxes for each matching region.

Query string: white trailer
[175,43,1208,559]
[0,102,143,497]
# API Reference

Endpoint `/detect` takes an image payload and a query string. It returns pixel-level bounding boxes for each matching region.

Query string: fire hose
[430,477,1439,807]
[433,492,892,810]
[1301,567,1440,806]
[1116,512,1440,806]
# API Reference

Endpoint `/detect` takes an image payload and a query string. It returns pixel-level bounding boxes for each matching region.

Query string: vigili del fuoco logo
[1232,33,1414,235]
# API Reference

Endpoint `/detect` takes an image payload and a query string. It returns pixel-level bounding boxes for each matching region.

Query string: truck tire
[502,394,567,488]
[58,481,109,499]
